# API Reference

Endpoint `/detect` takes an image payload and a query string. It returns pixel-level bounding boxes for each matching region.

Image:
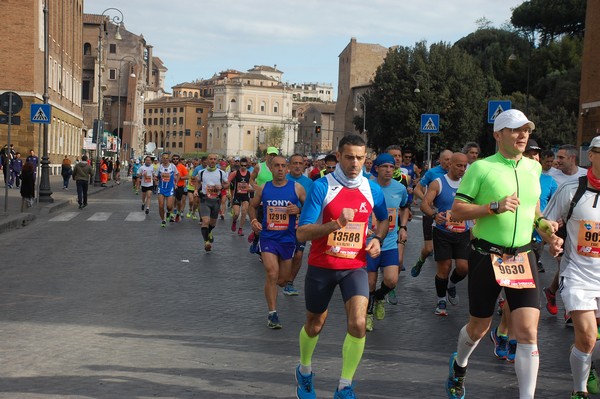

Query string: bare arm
[248,185,263,232]
[249,164,260,189]
[413,182,426,201]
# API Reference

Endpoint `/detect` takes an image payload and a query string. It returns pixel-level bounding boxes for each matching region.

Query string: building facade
[0,0,84,170]
[143,97,212,156]
[578,0,600,147]
[295,103,336,156]
[333,37,388,147]
[289,82,335,103]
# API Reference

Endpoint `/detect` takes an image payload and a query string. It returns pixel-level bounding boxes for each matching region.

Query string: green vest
[256,161,273,186]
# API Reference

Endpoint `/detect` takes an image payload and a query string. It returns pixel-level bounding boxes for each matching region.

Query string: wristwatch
[372,236,384,246]
[489,201,500,214]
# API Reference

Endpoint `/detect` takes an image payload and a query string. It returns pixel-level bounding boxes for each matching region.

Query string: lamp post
[94,8,123,186]
[38,0,53,202]
[195,130,201,155]
[117,55,137,165]
[353,94,366,136]
[413,69,432,169]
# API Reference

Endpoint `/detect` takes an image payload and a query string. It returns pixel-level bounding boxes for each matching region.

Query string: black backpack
[556,175,588,239]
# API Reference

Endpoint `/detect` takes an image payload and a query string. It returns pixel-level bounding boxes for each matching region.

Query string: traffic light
[315,125,321,134]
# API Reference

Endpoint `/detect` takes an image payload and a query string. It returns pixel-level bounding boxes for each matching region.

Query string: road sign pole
[427,133,431,170]
[3,94,13,214]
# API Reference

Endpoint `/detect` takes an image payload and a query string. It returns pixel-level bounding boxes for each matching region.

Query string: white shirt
[550,166,587,187]
[545,180,600,288]
[138,165,155,187]
[198,168,227,196]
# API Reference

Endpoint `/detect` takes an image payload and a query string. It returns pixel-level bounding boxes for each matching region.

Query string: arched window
[273,102,279,113]
[83,43,91,55]
[247,100,253,112]
[260,101,266,112]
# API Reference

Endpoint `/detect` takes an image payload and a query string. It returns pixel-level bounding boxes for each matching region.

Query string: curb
[0,213,36,235]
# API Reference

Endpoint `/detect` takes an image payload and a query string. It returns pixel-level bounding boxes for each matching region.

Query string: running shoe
[175,214,181,223]
[204,241,212,252]
[334,385,356,399]
[145,208,149,215]
[543,287,558,315]
[447,286,459,306]
[238,228,244,236]
[141,204,145,210]
[267,312,282,329]
[186,212,192,218]
[249,241,259,254]
[374,299,386,320]
[411,258,425,277]
[386,289,399,305]
[489,327,508,360]
[192,213,198,220]
[220,213,225,220]
[571,392,589,399]
[208,231,214,243]
[507,340,517,362]
[231,219,237,232]
[435,299,448,316]
[588,362,600,394]
[283,282,299,296]
[248,231,255,244]
[366,313,374,332]
[295,365,316,399]
[160,220,166,228]
[446,352,466,399]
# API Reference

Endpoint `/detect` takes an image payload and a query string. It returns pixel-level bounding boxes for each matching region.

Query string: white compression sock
[515,343,539,399]
[571,346,592,393]
[455,325,480,367]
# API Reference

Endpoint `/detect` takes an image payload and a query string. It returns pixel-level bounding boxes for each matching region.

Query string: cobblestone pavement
[0,181,577,398]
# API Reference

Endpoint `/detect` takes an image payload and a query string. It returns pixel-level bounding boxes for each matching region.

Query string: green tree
[266,126,284,149]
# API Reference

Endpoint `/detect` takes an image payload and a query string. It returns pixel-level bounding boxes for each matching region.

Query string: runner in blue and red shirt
[294,135,389,399]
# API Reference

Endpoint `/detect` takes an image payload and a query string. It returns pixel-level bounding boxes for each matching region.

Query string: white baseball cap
[493,109,535,132]
[589,136,600,149]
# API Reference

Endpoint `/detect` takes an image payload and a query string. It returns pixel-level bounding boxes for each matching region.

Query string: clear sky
[85,1,526,95]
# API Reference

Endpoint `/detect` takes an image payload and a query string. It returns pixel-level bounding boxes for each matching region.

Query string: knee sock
[515,343,539,399]
[340,333,366,387]
[201,227,209,241]
[374,282,394,300]
[435,276,448,299]
[299,326,319,375]
[455,325,480,367]
[570,346,592,393]
[367,292,375,314]
[449,269,466,286]
[208,224,215,234]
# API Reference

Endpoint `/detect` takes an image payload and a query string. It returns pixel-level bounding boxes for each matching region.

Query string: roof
[152,57,167,71]
[236,73,277,81]
[172,82,200,89]
[249,65,282,73]
[83,14,106,25]
[144,96,213,105]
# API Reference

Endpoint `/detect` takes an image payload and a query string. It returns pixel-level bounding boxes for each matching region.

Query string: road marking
[49,212,79,222]
[125,212,146,222]
[87,212,112,221]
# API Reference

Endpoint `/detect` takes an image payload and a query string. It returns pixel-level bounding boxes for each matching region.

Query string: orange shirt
[176,163,188,187]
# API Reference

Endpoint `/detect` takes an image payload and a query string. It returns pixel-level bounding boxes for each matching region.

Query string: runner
[171,154,189,222]
[544,135,600,399]
[444,109,560,399]
[138,155,155,215]
[186,158,200,219]
[248,147,278,253]
[294,135,389,399]
[420,152,469,316]
[195,153,229,252]
[131,159,141,194]
[365,153,408,332]
[283,153,314,296]
[248,155,306,328]
[228,157,252,236]
[157,153,179,228]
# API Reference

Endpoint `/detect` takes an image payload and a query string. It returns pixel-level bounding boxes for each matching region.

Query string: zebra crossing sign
[487,100,511,124]
[30,103,51,124]
[420,114,439,133]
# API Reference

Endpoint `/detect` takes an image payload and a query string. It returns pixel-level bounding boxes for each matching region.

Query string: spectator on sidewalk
[73,155,93,209]
[20,161,35,212]
[61,156,72,190]
[10,152,23,188]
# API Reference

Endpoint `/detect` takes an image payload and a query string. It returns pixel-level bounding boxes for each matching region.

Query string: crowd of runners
[126,108,600,399]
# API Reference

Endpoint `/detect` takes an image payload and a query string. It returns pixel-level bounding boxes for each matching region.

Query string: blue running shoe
[489,327,508,360]
[283,282,299,296]
[411,258,425,277]
[386,288,398,305]
[507,340,517,363]
[334,384,356,399]
[446,352,466,399]
[267,312,282,329]
[295,365,316,399]
[249,241,259,254]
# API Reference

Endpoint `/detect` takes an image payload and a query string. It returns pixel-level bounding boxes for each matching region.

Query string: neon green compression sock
[341,333,366,380]
[299,326,319,367]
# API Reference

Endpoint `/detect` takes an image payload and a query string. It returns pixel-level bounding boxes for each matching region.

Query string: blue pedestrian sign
[420,114,439,133]
[30,103,51,124]
[487,100,511,124]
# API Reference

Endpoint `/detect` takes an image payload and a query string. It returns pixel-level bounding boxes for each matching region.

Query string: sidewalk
[0,174,118,234]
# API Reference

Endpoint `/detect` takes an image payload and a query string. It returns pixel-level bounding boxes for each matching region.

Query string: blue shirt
[286,173,313,197]
[261,180,300,244]
[419,165,447,188]
[368,179,408,251]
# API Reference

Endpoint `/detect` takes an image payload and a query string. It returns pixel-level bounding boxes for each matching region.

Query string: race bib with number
[491,252,535,289]
[237,182,249,194]
[266,206,289,230]
[577,220,600,258]
[160,172,171,183]
[143,175,152,183]
[372,208,396,232]
[445,211,466,233]
[326,222,365,259]
[206,185,220,199]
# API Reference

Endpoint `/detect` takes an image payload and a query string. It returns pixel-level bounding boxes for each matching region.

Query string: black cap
[525,139,541,152]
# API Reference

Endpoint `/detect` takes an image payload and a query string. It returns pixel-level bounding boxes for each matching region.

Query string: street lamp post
[353,94,366,136]
[413,69,432,169]
[94,8,123,186]
[38,0,53,202]
[117,55,137,165]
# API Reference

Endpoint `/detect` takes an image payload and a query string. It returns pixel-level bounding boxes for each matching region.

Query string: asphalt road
[0,181,578,398]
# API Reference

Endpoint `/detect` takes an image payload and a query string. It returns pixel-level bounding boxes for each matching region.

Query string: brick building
[0,0,84,170]
[578,0,600,147]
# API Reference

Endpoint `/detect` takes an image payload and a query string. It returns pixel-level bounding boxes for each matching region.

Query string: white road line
[124,212,146,222]
[49,212,80,222]
[87,212,112,221]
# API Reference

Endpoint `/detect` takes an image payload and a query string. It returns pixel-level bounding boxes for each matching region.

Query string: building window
[143,118,146,125]
[185,129,191,136]
[247,100,253,112]
[172,142,176,147]
[166,117,170,125]
[179,117,184,125]
[167,107,171,113]
[148,118,152,126]
[109,69,117,80]
[154,118,158,125]
[109,43,116,54]
[197,118,202,125]
[260,101,266,112]
[166,142,169,147]
[179,142,183,148]
[149,108,153,114]
[196,108,203,114]
[159,118,163,125]
[179,131,183,137]
[274,102,279,113]
[180,107,183,112]
[173,107,177,113]
[247,130,251,135]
